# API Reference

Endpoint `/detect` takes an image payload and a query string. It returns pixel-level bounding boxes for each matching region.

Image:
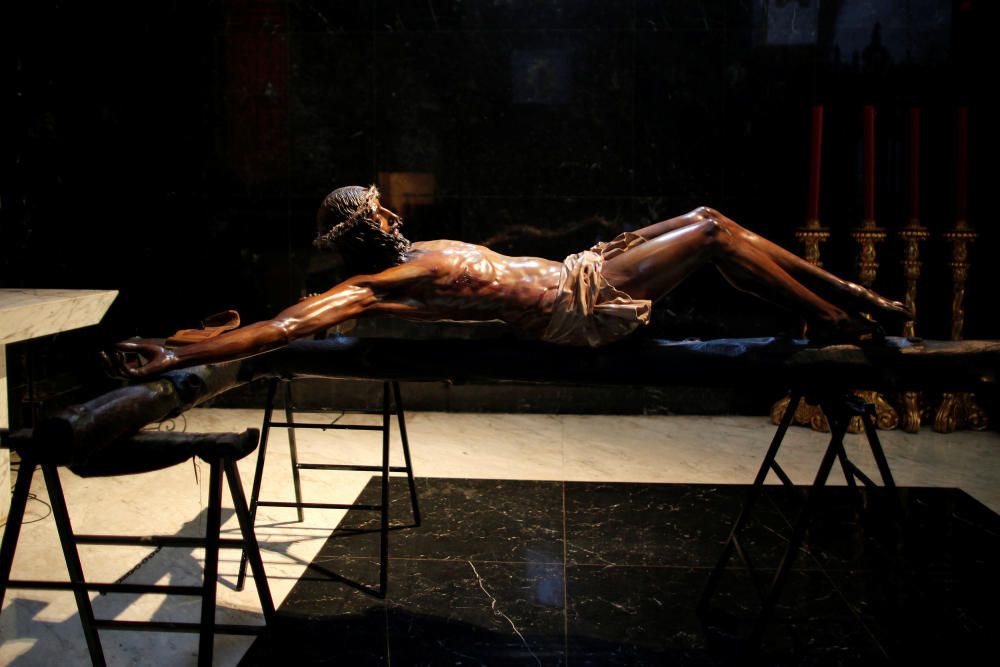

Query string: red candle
[863,106,876,222]
[909,107,920,221]
[957,107,968,221]
[807,105,823,222]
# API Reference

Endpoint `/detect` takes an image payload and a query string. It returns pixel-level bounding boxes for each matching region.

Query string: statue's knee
[694,205,722,220]
[700,216,727,244]
[693,207,738,239]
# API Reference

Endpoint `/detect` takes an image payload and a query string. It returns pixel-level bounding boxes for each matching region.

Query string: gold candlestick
[797,218,831,267]
[770,219,832,432]
[935,221,989,432]
[897,220,930,433]
[849,218,898,433]
[851,218,887,289]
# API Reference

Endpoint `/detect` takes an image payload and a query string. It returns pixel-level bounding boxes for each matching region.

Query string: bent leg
[603,217,868,335]
[600,218,726,300]
[630,207,910,323]
[629,209,711,241]
[705,207,909,321]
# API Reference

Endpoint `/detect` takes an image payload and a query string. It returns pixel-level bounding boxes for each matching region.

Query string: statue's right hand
[100,339,177,379]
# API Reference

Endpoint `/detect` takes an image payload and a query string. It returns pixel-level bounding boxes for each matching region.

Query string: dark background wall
[2,0,995,421]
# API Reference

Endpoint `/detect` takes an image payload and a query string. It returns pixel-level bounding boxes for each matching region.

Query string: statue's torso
[387,240,566,332]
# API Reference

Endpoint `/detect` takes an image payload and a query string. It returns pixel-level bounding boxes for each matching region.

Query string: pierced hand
[100,339,176,379]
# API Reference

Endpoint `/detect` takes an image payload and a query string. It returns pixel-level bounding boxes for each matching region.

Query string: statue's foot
[876,298,913,323]
[846,283,913,323]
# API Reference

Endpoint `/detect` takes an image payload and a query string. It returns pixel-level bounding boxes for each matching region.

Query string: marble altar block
[0,289,118,520]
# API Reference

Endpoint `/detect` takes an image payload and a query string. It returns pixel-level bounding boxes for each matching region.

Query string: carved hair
[313,185,411,276]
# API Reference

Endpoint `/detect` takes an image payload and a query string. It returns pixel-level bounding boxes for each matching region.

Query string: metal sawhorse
[237,378,420,597]
[698,389,903,645]
[0,429,275,667]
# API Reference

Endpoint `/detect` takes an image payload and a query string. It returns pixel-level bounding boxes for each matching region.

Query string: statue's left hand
[100,339,177,379]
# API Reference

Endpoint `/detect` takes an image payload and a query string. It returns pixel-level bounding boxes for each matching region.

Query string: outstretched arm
[105,263,432,378]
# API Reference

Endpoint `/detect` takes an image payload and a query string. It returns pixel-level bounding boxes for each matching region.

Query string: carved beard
[316,218,412,276]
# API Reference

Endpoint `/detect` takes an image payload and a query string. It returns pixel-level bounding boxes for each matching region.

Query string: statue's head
[314,185,411,275]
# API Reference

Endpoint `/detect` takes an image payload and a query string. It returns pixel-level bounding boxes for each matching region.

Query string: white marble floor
[2,407,998,665]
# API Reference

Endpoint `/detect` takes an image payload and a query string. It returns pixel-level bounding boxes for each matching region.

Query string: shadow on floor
[240,478,1000,666]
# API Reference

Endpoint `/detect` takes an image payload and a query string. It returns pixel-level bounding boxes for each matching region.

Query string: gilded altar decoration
[848,106,897,432]
[935,220,987,432]
[896,108,930,433]
[933,108,987,434]
[771,106,830,431]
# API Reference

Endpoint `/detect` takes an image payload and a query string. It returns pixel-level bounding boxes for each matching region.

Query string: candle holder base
[771,219,833,432]
[898,391,923,434]
[770,390,899,433]
[851,390,898,432]
[899,225,930,241]
[770,394,829,432]
[795,224,831,267]
[850,223,887,288]
[934,392,989,433]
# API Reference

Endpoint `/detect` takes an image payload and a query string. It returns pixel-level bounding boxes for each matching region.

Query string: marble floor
[2,406,999,665]
[241,477,1000,666]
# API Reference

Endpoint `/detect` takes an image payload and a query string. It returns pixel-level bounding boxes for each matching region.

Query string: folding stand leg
[2,438,270,666]
[284,381,306,523]
[860,409,898,491]
[748,396,852,644]
[41,465,107,667]
[237,378,279,592]
[835,442,859,491]
[378,381,391,598]
[698,389,801,613]
[701,392,890,648]
[392,381,421,526]
[822,399,901,512]
[236,377,419,598]
[851,404,906,536]
[198,460,224,667]
[224,459,275,621]
[0,459,37,611]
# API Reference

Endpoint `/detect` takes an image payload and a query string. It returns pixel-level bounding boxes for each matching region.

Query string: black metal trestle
[236,378,420,597]
[0,453,275,667]
[698,389,902,645]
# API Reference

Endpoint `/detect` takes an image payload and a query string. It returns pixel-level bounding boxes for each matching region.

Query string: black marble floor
[239,478,1000,666]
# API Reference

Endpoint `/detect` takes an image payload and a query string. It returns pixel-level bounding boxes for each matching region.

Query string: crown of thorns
[314,185,381,248]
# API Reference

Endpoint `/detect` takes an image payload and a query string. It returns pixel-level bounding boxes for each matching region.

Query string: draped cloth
[541,232,652,347]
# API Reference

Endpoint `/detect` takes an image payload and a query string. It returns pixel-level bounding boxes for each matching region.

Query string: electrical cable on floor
[2,462,52,527]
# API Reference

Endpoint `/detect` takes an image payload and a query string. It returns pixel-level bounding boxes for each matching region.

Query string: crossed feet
[807,297,912,346]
